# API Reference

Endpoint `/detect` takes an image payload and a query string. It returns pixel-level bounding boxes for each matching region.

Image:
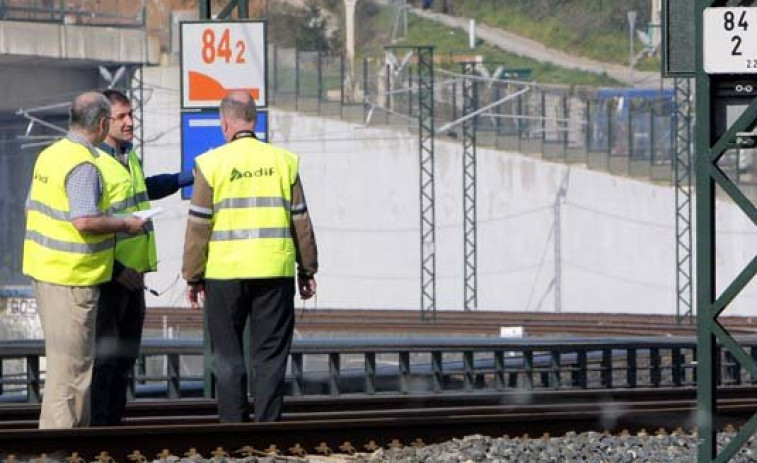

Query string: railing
[2,336,756,404]
[0,0,145,27]
[266,46,757,193]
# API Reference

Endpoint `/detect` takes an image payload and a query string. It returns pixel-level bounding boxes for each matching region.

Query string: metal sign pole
[194,0,262,400]
[695,2,757,461]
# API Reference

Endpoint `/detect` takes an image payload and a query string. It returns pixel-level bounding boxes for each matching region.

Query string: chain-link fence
[266,45,757,203]
[268,46,681,183]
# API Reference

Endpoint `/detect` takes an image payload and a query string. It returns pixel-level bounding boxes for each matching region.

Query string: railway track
[2,387,755,458]
[144,308,757,337]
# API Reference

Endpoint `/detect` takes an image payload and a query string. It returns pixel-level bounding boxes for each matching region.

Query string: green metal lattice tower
[674,77,693,326]
[415,46,436,318]
[694,1,757,461]
[416,46,436,320]
[127,65,145,159]
[462,62,478,311]
[385,45,436,320]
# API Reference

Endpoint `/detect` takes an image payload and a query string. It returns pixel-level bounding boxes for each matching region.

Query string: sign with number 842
[181,21,267,109]
[704,7,757,74]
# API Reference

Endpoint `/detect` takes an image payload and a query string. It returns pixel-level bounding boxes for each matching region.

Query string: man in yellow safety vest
[23,92,146,428]
[182,91,318,422]
[90,89,194,426]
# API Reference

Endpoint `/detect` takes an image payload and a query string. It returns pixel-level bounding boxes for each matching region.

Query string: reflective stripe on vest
[215,197,290,210]
[195,137,298,279]
[26,200,71,221]
[106,191,149,215]
[25,230,115,254]
[22,138,120,286]
[210,227,291,241]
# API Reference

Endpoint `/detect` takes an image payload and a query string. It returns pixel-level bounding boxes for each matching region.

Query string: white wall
[141,66,757,316]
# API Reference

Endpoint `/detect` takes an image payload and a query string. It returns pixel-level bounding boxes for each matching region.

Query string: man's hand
[186,282,205,309]
[72,215,147,235]
[298,276,316,300]
[123,216,147,235]
[116,267,144,292]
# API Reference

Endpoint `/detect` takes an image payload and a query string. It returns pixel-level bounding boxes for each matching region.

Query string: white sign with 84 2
[704,7,757,74]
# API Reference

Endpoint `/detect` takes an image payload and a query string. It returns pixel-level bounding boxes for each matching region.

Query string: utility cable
[563,260,672,291]
[523,216,556,312]
[315,204,552,233]
[565,200,672,230]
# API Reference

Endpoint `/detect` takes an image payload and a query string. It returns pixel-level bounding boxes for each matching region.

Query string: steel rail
[3,386,756,424]
[0,395,754,459]
[143,309,757,336]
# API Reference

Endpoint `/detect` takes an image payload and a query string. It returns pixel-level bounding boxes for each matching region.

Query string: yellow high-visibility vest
[23,138,131,285]
[195,136,298,279]
[106,149,158,273]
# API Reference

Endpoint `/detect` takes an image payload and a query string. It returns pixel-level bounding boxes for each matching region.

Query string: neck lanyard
[232,131,256,141]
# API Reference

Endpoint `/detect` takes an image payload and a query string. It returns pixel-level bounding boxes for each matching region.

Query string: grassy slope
[356,2,623,87]
[447,0,660,72]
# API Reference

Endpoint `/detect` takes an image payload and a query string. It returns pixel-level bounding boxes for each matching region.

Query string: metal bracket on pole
[16,105,68,149]
[437,86,530,134]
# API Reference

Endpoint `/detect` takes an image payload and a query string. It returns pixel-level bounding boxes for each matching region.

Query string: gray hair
[220,92,257,123]
[69,92,111,132]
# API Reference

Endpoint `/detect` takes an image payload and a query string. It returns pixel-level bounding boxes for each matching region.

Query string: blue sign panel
[181,110,268,199]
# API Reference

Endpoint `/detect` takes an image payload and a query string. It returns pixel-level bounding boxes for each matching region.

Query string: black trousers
[90,280,145,426]
[205,278,295,423]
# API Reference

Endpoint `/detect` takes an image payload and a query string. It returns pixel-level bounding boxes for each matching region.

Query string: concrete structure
[140,65,757,316]
[0,20,158,112]
[342,0,358,100]
[0,19,158,288]
[343,0,357,71]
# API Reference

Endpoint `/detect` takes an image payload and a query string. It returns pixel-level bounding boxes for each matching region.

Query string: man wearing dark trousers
[183,91,318,422]
[91,90,194,426]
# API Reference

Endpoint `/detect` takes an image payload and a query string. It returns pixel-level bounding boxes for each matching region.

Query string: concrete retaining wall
[141,66,757,316]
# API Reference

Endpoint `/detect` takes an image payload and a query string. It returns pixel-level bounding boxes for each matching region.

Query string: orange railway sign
[180,21,267,109]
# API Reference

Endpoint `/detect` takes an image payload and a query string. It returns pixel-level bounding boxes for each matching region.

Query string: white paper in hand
[132,206,164,221]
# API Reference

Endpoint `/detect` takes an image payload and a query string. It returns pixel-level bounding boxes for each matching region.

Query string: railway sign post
[696,2,757,462]
[187,1,268,400]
